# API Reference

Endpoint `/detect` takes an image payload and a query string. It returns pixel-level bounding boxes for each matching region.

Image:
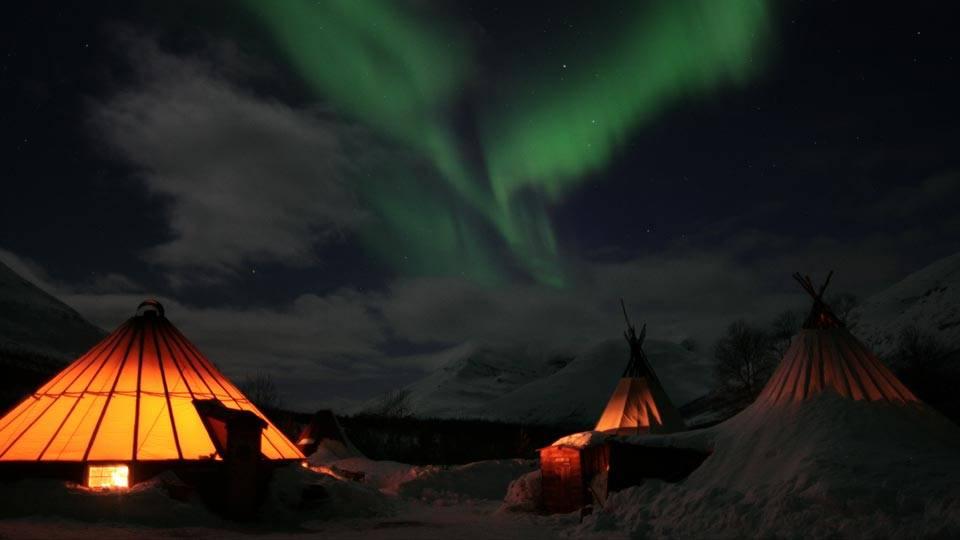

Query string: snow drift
[310,453,536,504]
[576,393,960,539]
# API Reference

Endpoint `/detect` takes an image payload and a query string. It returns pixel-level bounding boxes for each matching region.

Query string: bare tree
[238,371,283,411]
[827,292,860,328]
[886,325,959,419]
[714,320,777,404]
[888,325,947,370]
[769,310,802,358]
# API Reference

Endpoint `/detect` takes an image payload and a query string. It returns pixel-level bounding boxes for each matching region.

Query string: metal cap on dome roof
[136,299,165,318]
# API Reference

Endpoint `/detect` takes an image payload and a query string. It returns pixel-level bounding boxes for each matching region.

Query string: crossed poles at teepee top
[793,270,844,329]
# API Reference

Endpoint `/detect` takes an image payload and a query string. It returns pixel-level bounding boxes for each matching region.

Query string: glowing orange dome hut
[0,300,303,489]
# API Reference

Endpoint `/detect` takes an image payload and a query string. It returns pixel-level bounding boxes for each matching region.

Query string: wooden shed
[539,442,609,514]
[540,438,711,514]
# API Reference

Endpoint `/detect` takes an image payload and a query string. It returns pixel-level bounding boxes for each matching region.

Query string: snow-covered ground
[363,338,711,426]
[0,459,574,540]
[853,251,960,356]
[8,388,958,539]
[571,393,960,539]
[4,396,958,540]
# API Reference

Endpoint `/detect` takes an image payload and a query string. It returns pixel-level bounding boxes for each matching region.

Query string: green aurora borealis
[242,0,772,287]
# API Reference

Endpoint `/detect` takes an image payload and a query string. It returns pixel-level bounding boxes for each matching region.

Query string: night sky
[2,1,959,410]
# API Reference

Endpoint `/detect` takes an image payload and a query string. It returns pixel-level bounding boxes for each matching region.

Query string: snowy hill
[0,260,104,372]
[366,344,573,419]
[365,338,712,426]
[482,339,711,426]
[853,251,960,356]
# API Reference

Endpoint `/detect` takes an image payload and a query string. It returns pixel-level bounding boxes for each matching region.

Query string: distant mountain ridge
[0,260,105,406]
[364,251,960,427]
[0,260,104,362]
[362,338,713,428]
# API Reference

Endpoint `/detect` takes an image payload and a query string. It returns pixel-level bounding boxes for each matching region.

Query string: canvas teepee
[594,301,685,434]
[757,272,918,406]
[0,300,303,470]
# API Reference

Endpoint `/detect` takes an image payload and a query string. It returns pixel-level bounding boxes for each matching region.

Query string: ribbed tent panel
[0,304,304,462]
[758,328,918,406]
[594,377,685,434]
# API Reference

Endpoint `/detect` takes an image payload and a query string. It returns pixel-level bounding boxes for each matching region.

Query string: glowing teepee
[0,300,304,466]
[757,272,918,406]
[594,301,685,434]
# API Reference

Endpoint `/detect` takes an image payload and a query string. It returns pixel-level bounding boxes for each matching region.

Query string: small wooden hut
[540,435,709,514]
[540,438,609,514]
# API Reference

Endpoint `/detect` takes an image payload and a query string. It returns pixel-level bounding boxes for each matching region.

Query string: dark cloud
[3,208,958,413]
[91,33,367,284]
[866,171,960,219]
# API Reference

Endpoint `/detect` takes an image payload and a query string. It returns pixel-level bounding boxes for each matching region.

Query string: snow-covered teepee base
[577,393,960,538]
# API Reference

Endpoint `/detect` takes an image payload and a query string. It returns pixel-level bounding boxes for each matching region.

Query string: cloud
[379,252,802,355]
[3,215,957,414]
[6,245,787,411]
[91,33,367,284]
[56,290,392,411]
[866,171,960,219]
[1,248,390,411]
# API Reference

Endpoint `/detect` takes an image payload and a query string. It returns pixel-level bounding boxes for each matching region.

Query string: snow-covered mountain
[482,339,711,426]
[369,344,574,419]
[364,338,712,426]
[852,251,960,356]
[0,260,104,370]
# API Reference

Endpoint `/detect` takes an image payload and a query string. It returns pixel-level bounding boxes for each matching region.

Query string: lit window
[87,464,130,489]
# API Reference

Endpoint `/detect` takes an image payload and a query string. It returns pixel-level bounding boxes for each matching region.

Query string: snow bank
[306,438,362,465]
[0,472,219,527]
[321,457,422,494]
[319,456,536,505]
[397,459,537,503]
[501,470,542,513]
[576,394,960,539]
[261,465,393,523]
[0,466,395,529]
